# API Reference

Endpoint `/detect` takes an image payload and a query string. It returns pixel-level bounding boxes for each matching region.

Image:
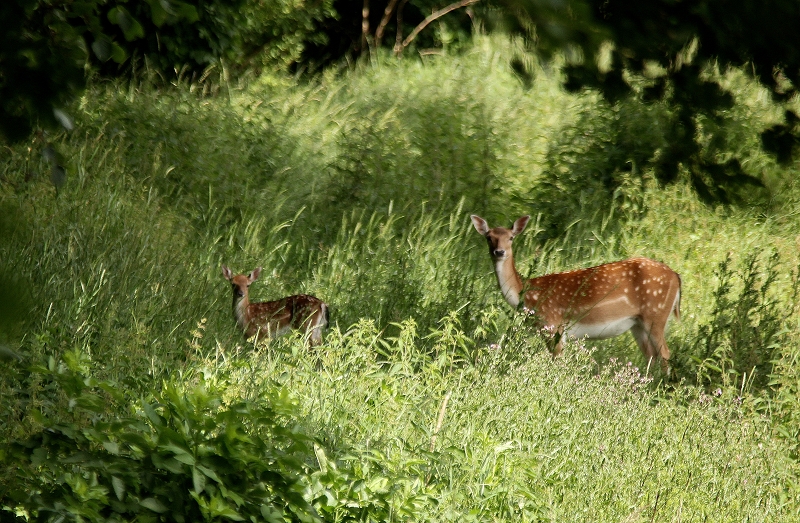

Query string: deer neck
[494,255,523,308]
[232,293,251,330]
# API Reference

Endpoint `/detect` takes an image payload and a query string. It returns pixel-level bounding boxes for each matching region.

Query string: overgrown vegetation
[2,37,800,520]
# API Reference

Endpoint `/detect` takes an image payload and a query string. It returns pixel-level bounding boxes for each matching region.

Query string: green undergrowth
[4,325,798,521]
[2,36,800,521]
[241,324,798,521]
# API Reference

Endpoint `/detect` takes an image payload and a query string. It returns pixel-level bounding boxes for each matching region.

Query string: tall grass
[200,325,798,521]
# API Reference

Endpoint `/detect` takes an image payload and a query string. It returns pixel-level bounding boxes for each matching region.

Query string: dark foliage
[1,0,86,143]
[492,0,800,202]
[0,0,332,144]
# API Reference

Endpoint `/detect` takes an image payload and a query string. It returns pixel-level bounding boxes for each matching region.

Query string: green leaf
[151,452,185,474]
[141,401,163,426]
[108,6,145,40]
[172,449,196,466]
[146,0,168,26]
[208,494,245,521]
[118,431,152,452]
[261,504,285,523]
[171,1,199,22]
[75,393,106,412]
[103,440,121,455]
[31,447,49,467]
[110,42,128,63]
[111,476,126,501]
[140,497,168,513]
[98,381,126,403]
[62,451,93,464]
[91,38,113,62]
[30,409,49,426]
[196,463,221,482]
[192,466,206,494]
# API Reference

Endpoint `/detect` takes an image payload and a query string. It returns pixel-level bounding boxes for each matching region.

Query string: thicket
[0,0,335,143]
[2,38,800,520]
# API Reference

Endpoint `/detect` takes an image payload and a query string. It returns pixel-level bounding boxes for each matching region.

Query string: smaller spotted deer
[471,215,681,372]
[221,265,329,346]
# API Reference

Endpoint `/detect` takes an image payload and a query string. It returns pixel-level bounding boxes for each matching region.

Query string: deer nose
[493,249,505,258]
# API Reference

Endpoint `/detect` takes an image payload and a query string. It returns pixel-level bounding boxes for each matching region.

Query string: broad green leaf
[196,463,221,482]
[30,410,49,426]
[62,451,93,464]
[208,494,245,521]
[110,42,128,63]
[150,452,185,474]
[75,393,106,412]
[107,6,145,41]
[98,382,126,402]
[146,0,168,26]
[91,38,112,62]
[140,497,168,513]
[141,401,163,426]
[171,1,199,22]
[118,432,152,452]
[173,450,196,466]
[102,440,120,455]
[192,465,206,494]
[111,476,126,501]
[158,426,189,446]
[31,447,49,467]
[261,504,284,523]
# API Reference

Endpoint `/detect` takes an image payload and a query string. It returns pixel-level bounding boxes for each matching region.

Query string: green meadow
[2,37,800,521]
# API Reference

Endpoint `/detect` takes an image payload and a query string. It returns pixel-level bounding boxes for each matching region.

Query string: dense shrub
[683,252,800,390]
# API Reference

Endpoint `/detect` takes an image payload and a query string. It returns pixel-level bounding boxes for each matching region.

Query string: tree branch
[396,0,481,55]
[361,0,371,54]
[393,0,409,55]
[375,0,401,48]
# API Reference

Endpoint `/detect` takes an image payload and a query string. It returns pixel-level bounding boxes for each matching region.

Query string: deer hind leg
[548,327,566,356]
[313,304,330,346]
[301,308,327,347]
[308,317,323,346]
[630,322,671,375]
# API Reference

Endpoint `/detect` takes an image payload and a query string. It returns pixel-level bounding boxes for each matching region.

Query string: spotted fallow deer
[221,265,329,346]
[471,215,681,372]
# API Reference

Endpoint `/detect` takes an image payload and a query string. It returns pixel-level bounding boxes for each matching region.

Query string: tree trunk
[393,0,408,56]
[375,0,401,48]
[361,0,371,55]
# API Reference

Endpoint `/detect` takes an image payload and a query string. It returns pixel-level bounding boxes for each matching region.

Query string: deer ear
[249,267,262,283]
[470,215,489,235]
[512,215,531,236]
[221,265,232,281]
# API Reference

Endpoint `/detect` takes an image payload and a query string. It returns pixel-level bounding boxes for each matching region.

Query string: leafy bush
[1,0,334,144]
[770,338,800,461]
[3,348,446,522]
[534,95,669,237]
[4,351,319,522]
[685,252,800,390]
